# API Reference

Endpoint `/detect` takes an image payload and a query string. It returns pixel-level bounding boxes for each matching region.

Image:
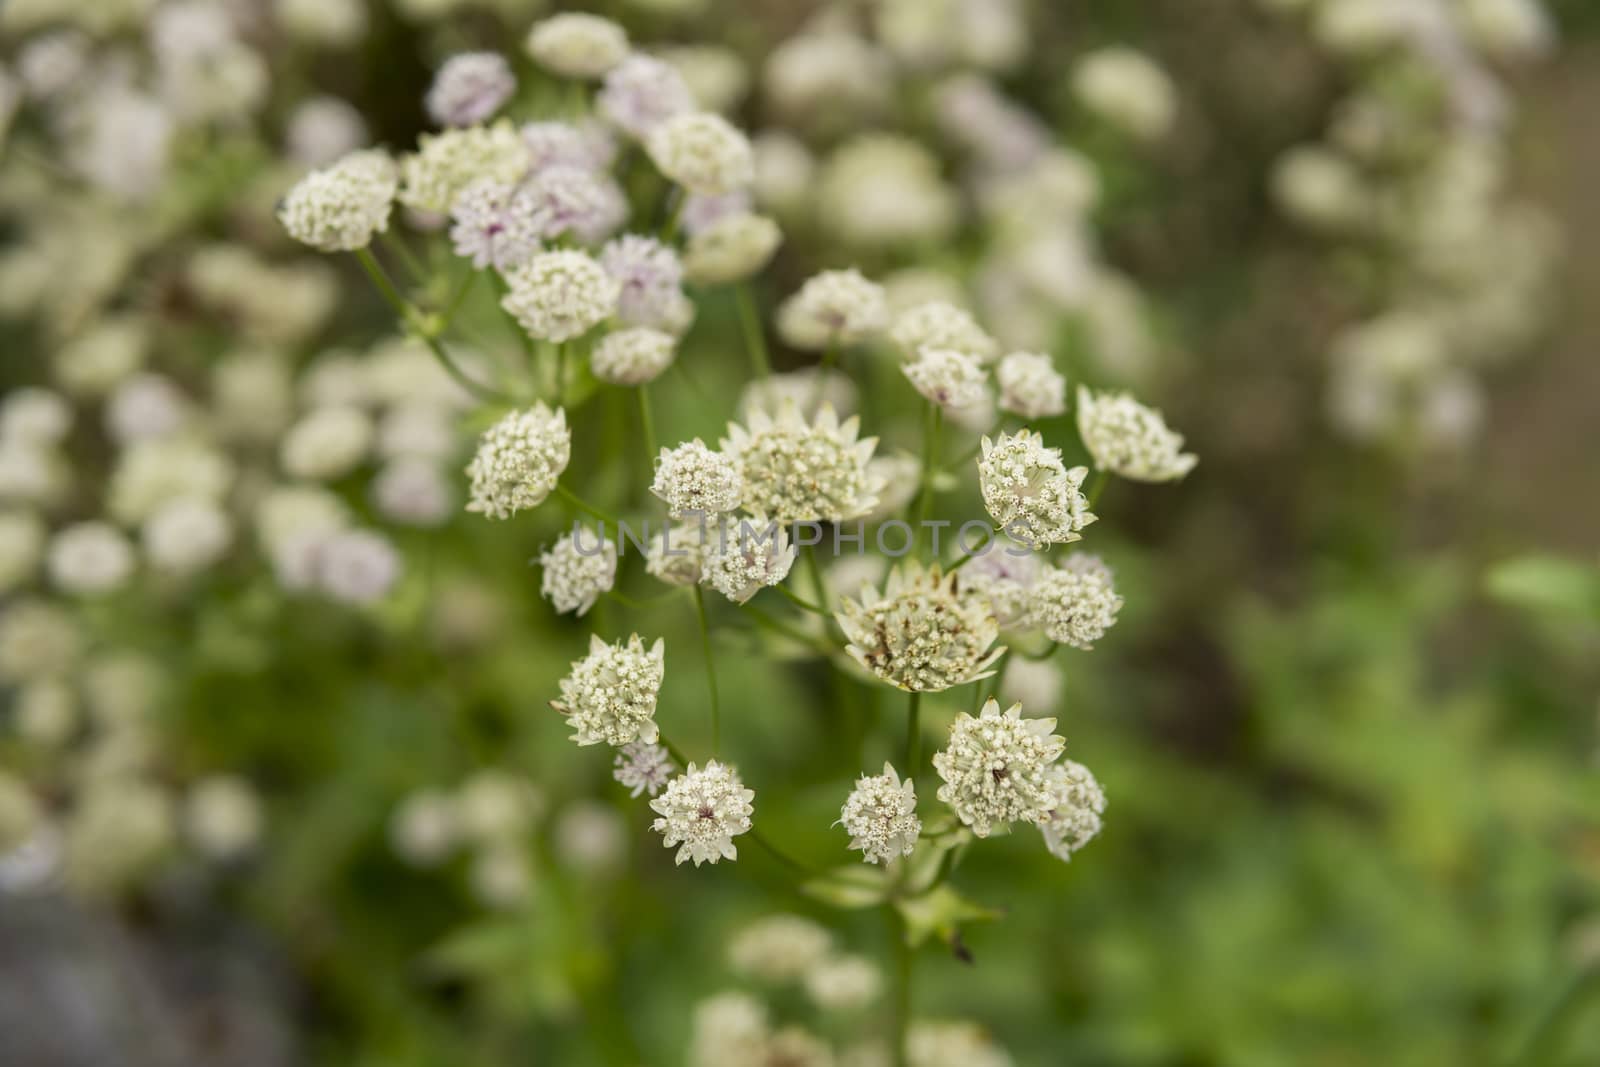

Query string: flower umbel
[977,430,1094,548]
[650,760,755,866]
[465,405,571,520]
[932,697,1066,837]
[835,563,1004,692]
[552,633,666,746]
[1076,386,1197,482]
[839,762,921,864]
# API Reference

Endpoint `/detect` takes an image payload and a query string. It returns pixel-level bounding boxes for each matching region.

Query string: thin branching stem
[905,690,922,776]
[773,582,828,616]
[734,283,772,378]
[554,483,621,527]
[692,586,721,755]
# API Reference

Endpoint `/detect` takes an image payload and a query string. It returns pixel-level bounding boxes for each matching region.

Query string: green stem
[946,526,995,573]
[1087,468,1110,509]
[490,270,540,370]
[891,908,912,1067]
[555,340,568,405]
[554,483,621,527]
[915,404,943,558]
[739,602,835,658]
[747,826,810,875]
[692,586,722,755]
[905,690,922,776]
[773,582,828,616]
[381,230,428,285]
[355,247,410,319]
[605,588,684,611]
[811,338,840,412]
[734,283,772,379]
[441,267,479,322]
[639,383,658,471]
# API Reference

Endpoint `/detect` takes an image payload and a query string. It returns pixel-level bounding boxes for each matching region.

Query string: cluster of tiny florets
[777,269,888,350]
[932,698,1066,837]
[649,760,755,866]
[592,327,677,385]
[646,112,754,194]
[278,149,397,252]
[540,527,617,616]
[721,403,882,524]
[426,52,515,128]
[996,351,1067,418]
[700,518,795,604]
[890,301,998,364]
[1039,759,1106,861]
[977,431,1095,548]
[465,404,571,520]
[1076,386,1198,482]
[613,741,677,797]
[652,439,743,517]
[500,250,620,343]
[551,633,665,746]
[526,13,630,80]
[399,120,529,214]
[1029,553,1122,650]
[449,179,544,271]
[836,563,1004,692]
[683,213,783,286]
[645,521,710,587]
[961,548,1044,628]
[839,762,921,864]
[903,347,988,410]
[598,53,694,138]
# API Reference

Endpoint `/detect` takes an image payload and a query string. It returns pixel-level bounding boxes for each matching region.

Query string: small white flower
[650,760,754,866]
[646,112,754,194]
[652,439,742,518]
[455,769,542,843]
[592,328,677,385]
[996,351,1067,419]
[1072,47,1177,141]
[728,914,833,982]
[599,235,685,329]
[390,788,459,867]
[540,526,617,616]
[645,521,711,588]
[315,528,401,605]
[278,149,398,252]
[683,213,783,286]
[552,633,666,746]
[999,655,1063,715]
[426,52,515,128]
[449,179,543,271]
[1076,386,1197,482]
[613,740,677,797]
[598,53,695,138]
[501,251,620,343]
[526,13,630,80]
[0,510,46,594]
[961,547,1043,628]
[465,404,571,520]
[1039,759,1106,861]
[142,497,232,575]
[805,955,883,1012]
[977,431,1095,547]
[835,563,1005,693]
[890,300,998,364]
[525,164,629,245]
[777,269,888,350]
[932,697,1066,837]
[701,518,796,604]
[184,776,263,860]
[521,119,618,173]
[109,437,233,524]
[372,458,453,527]
[0,387,72,445]
[721,402,883,524]
[106,374,186,444]
[280,405,373,481]
[400,120,529,215]
[49,521,134,596]
[902,347,987,410]
[839,762,921,864]
[1029,553,1122,650]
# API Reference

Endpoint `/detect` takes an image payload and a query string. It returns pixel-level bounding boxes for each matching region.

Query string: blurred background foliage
[2,1,1599,1065]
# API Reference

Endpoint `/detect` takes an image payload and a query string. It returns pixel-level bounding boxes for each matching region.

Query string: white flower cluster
[647,112,754,194]
[540,527,617,616]
[426,52,515,128]
[1076,386,1197,482]
[701,519,795,604]
[399,120,529,215]
[996,351,1067,418]
[683,213,783,286]
[902,347,987,410]
[890,300,998,363]
[449,179,543,271]
[932,697,1066,837]
[721,403,883,524]
[278,149,397,252]
[777,269,889,350]
[977,431,1095,548]
[836,563,1004,693]
[526,13,630,80]
[592,327,677,385]
[652,439,743,517]
[838,762,921,864]
[500,250,620,343]
[465,404,571,520]
[613,740,677,797]
[552,633,666,746]
[1029,553,1123,650]
[1039,759,1106,862]
[650,760,754,866]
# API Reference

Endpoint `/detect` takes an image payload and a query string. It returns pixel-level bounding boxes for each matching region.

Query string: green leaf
[895,885,1005,953]
[802,864,893,909]
[1484,556,1600,622]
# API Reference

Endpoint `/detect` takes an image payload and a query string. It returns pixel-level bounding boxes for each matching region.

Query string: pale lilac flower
[600,235,686,329]
[315,528,401,605]
[524,164,628,245]
[614,741,677,797]
[427,52,515,128]
[598,53,695,139]
[521,120,617,174]
[682,190,752,237]
[449,179,543,271]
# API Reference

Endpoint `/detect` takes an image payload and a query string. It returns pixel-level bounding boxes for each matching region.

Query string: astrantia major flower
[996,351,1067,419]
[961,547,1044,629]
[591,327,677,385]
[839,762,921,864]
[701,517,796,604]
[521,119,617,174]
[448,179,543,271]
[1072,46,1177,142]
[1039,759,1106,862]
[683,213,783,286]
[645,520,710,587]
[721,403,883,524]
[600,235,685,329]
[649,759,754,866]
[652,439,743,518]
[278,148,397,252]
[777,269,889,351]
[1075,386,1198,482]
[524,163,628,245]
[613,740,676,797]
[932,697,1066,837]
[464,404,571,520]
[525,13,629,80]
[902,347,987,410]
[836,562,1004,693]
[977,430,1094,548]
[399,120,529,215]
[598,53,695,139]
[551,633,665,747]
[426,52,515,128]
[500,250,620,343]
[889,300,999,364]
[1029,553,1122,650]
[540,526,617,616]
[646,111,754,194]
[48,521,134,596]
[728,914,833,982]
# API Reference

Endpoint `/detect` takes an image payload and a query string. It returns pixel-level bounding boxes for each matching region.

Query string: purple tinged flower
[600,235,686,329]
[427,52,516,128]
[597,53,695,139]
